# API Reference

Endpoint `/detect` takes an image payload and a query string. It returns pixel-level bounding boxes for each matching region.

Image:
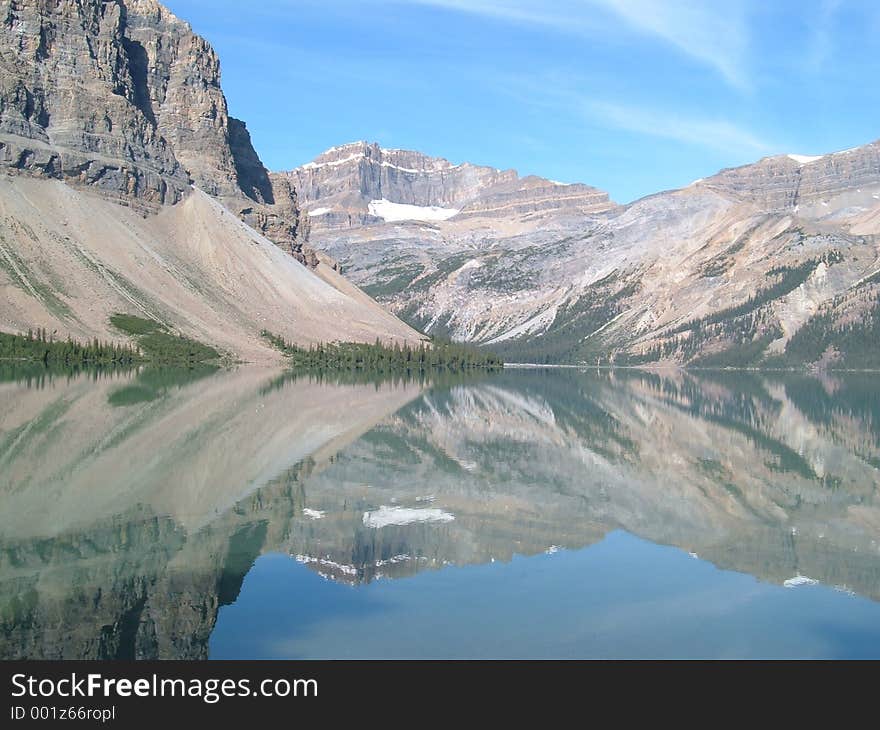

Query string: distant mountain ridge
[284,141,616,229]
[302,138,880,368]
[699,143,880,213]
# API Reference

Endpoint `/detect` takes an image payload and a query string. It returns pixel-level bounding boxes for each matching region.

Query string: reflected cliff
[1,367,879,658]
[0,368,420,659]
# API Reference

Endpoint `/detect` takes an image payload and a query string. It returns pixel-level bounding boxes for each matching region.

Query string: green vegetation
[0,329,139,366]
[769,292,880,369]
[669,259,825,338]
[360,262,425,298]
[261,331,503,373]
[688,330,780,368]
[107,365,219,407]
[110,313,220,365]
[0,314,220,374]
[109,313,165,336]
[489,272,638,364]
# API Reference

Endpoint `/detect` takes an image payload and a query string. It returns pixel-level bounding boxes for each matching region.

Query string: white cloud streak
[403,0,752,89]
[487,72,773,156]
[585,100,772,154]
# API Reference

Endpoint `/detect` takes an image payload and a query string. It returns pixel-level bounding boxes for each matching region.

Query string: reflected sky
[212,531,880,659]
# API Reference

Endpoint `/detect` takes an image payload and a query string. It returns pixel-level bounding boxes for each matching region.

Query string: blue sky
[164,0,880,203]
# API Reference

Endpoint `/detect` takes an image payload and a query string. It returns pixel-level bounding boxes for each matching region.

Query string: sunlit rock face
[1,367,878,658]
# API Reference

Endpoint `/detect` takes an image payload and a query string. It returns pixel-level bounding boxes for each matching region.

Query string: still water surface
[2,367,879,658]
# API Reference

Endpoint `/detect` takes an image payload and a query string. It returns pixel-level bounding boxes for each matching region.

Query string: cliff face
[284,141,616,230]
[0,0,189,205]
[0,0,310,261]
[702,143,880,212]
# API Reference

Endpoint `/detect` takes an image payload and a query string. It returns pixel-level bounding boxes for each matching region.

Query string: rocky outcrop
[0,0,310,260]
[0,0,190,206]
[701,142,880,211]
[283,141,617,230]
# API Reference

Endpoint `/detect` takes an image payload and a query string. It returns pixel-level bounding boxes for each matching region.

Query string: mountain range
[1,0,879,368]
[298,141,880,367]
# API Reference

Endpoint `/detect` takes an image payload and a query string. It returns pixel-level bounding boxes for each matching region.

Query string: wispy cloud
[402,0,752,89]
[593,0,751,89]
[803,0,840,71]
[585,100,772,155]
[486,71,773,156]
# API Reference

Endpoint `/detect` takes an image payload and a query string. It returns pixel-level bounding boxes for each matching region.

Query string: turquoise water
[2,367,879,658]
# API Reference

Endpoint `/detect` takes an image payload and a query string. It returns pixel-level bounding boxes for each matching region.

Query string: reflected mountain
[1,367,879,658]
[0,369,420,659]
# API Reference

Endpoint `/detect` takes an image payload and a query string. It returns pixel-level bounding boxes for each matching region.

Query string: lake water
[2,367,880,659]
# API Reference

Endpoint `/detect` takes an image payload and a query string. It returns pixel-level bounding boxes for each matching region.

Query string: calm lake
[2,367,880,659]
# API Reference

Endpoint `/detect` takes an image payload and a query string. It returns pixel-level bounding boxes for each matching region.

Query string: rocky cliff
[283,141,616,230]
[0,0,314,262]
[701,142,880,212]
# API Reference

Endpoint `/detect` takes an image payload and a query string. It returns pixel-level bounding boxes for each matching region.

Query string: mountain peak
[287,143,615,227]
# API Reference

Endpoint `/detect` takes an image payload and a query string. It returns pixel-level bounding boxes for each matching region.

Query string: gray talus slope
[0,177,423,361]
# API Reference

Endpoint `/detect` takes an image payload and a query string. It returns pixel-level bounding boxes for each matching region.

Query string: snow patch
[362,506,455,528]
[300,153,361,170]
[302,508,324,519]
[784,574,819,588]
[368,199,460,222]
[787,154,824,165]
[307,207,332,217]
[294,555,357,576]
[375,554,427,567]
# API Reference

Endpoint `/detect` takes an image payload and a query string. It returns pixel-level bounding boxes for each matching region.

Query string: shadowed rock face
[1,368,878,658]
[0,0,190,205]
[0,0,308,259]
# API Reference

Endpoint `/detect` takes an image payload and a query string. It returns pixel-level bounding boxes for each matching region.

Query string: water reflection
[1,368,878,658]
